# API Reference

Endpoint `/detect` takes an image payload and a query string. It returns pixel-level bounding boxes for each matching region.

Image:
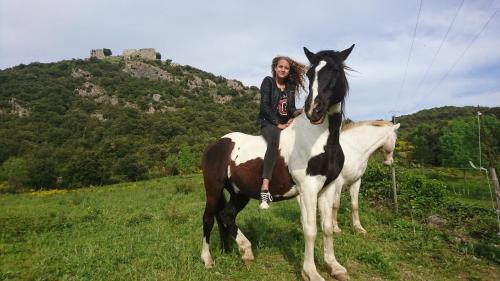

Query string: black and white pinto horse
[201,45,355,281]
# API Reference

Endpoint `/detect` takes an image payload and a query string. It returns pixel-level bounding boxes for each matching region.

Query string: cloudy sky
[1,0,499,120]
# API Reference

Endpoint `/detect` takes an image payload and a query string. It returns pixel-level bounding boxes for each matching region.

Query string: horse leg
[202,195,220,267]
[350,179,366,234]
[319,186,348,281]
[201,176,226,268]
[299,183,324,281]
[215,194,231,252]
[331,181,342,233]
[220,193,253,263]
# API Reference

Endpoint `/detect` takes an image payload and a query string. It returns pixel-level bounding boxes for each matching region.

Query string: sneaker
[259,191,273,209]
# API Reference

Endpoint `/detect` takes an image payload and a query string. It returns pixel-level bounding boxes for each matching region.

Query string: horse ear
[394,123,401,130]
[303,47,316,63]
[339,44,355,61]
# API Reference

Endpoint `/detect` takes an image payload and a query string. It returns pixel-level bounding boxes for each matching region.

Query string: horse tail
[201,137,235,251]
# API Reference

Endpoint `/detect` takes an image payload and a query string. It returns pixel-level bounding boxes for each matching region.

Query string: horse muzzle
[306,102,326,125]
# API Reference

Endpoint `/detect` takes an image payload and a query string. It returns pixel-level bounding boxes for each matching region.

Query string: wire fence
[409,167,494,204]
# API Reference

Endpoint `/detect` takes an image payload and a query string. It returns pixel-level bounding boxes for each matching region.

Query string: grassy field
[1,174,499,281]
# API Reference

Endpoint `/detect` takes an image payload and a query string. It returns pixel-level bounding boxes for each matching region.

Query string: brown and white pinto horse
[201,45,355,281]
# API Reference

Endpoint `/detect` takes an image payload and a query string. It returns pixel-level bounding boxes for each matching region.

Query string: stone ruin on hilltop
[90,48,161,61]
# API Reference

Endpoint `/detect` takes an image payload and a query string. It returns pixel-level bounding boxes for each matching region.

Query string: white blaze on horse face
[308,60,327,116]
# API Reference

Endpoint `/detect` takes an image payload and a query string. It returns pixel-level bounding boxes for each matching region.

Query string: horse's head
[381,123,400,166]
[303,44,355,125]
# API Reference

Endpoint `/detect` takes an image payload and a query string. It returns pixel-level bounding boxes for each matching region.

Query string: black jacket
[258,76,297,127]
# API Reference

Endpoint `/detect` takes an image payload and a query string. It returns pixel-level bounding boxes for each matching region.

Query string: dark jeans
[261,125,281,180]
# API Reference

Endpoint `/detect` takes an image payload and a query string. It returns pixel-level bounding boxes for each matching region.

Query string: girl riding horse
[258,56,306,209]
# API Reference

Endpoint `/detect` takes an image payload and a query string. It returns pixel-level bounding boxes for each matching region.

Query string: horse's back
[222,132,267,163]
[220,132,295,200]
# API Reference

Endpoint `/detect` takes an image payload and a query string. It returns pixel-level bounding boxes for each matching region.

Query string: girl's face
[275,59,290,80]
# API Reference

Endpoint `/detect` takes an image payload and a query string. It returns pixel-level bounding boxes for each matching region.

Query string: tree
[408,123,441,165]
[439,119,477,167]
[26,148,58,189]
[177,145,197,174]
[113,154,148,181]
[61,150,110,187]
[0,157,29,191]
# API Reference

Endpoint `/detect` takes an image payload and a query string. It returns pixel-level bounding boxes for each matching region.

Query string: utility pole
[477,106,482,168]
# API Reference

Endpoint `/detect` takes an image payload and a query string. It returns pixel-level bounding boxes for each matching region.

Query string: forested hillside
[0,57,260,190]
[0,57,498,191]
[395,106,499,167]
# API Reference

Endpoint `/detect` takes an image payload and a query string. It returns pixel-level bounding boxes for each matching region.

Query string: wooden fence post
[490,168,500,235]
[491,168,500,209]
[392,166,398,213]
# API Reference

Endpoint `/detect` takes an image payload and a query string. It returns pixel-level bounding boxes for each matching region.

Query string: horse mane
[341,120,393,132]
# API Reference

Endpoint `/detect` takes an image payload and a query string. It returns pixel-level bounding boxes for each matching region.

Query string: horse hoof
[242,255,254,265]
[354,226,367,235]
[202,256,214,268]
[204,261,214,269]
[333,272,349,281]
[240,248,254,265]
[301,270,325,281]
[333,226,342,234]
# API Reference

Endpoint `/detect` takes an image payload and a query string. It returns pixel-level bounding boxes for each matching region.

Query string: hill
[395,105,500,138]
[0,56,498,190]
[0,56,260,189]
[394,106,499,167]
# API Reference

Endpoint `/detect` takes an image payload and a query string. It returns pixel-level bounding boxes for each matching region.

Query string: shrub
[25,148,58,189]
[164,145,198,176]
[61,151,111,188]
[0,157,29,192]
[362,159,448,218]
[113,154,148,181]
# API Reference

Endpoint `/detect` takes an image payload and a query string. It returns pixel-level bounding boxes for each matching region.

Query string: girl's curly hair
[271,56,306,95]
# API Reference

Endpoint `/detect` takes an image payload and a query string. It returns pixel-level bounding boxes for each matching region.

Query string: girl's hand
[293,108,304,117]
[277,123,288,130]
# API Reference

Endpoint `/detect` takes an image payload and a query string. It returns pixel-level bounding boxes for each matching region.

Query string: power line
[416,0,464,90]
[394,0,423,111]
[428,5,500,95]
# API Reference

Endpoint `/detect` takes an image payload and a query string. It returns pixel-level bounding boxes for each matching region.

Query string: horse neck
[280,112,334,160]
[344,125,390,162]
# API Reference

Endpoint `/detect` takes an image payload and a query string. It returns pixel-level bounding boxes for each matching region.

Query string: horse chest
[305,137,344,187]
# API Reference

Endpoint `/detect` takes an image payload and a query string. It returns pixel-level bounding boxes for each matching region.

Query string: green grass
[1,175,499,280]
[415,167,495,209]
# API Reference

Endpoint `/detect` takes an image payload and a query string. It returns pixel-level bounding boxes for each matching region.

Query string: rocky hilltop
[0,53,261,189]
